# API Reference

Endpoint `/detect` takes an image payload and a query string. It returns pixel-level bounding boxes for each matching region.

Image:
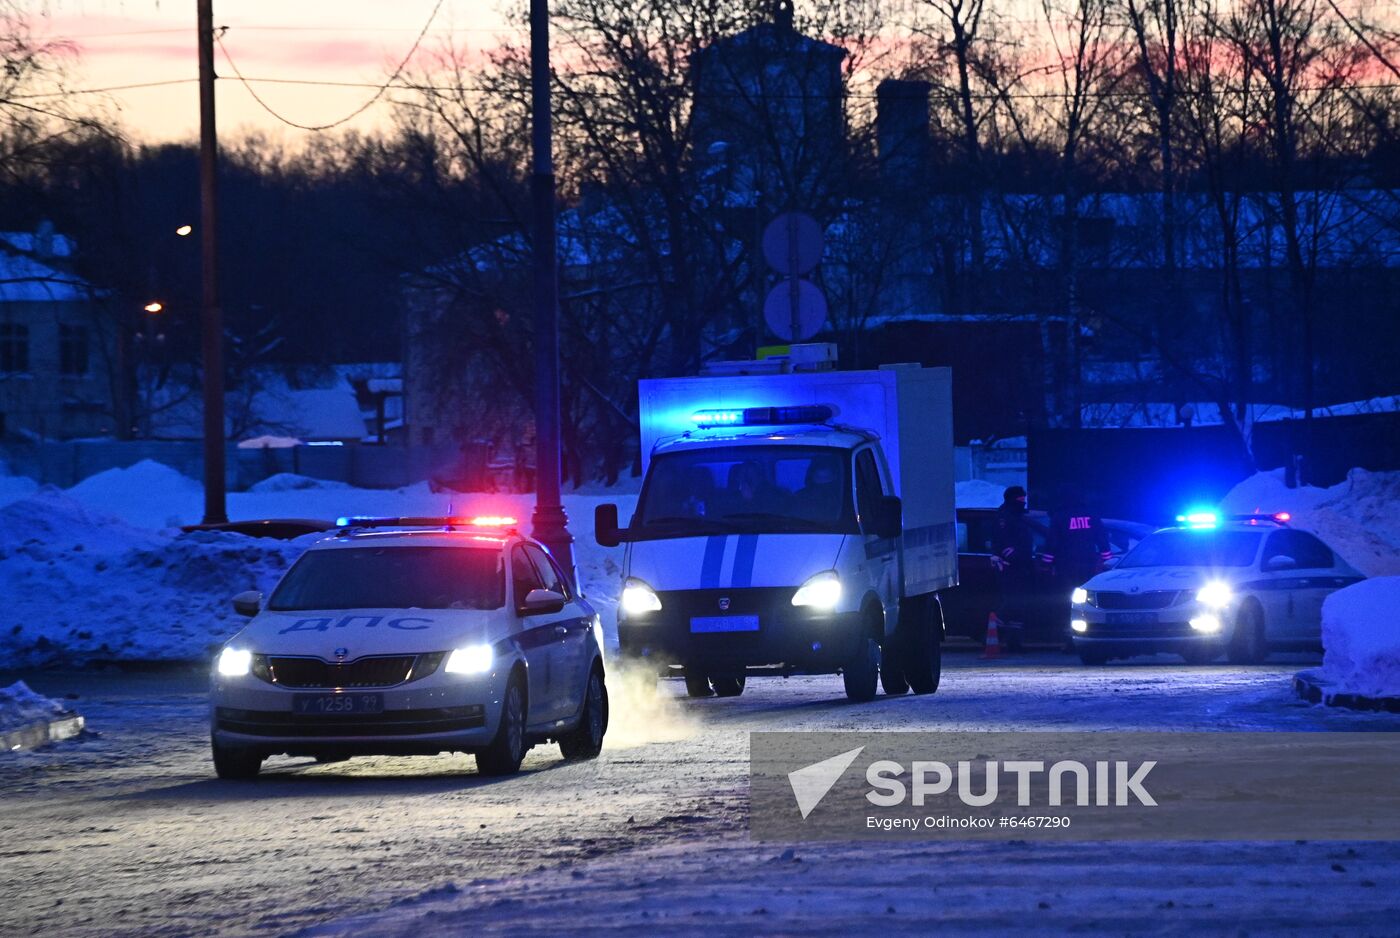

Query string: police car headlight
[1071,587,1089,605]
[1195,581,1233,608]
[621,578,662,616]
[216,646,253,677]
[792,571,842,610]
[445,643,494,675]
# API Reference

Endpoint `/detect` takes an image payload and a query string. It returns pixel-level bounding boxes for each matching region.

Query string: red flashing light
[1274,512,1291,522]
[467,515,518,527]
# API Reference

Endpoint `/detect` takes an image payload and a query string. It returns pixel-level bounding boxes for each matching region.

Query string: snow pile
[0,490,311,666]
[1218,468,1400,577]
[1319,578,1400,699]
[248,473,352,493]
[68,459,202,502]
[0,680,69,734]
[955,479,1010,508]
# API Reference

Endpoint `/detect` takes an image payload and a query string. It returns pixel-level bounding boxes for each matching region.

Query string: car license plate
[690,615,760,634]
[1105,612,1159,626]
[292,693,384,715]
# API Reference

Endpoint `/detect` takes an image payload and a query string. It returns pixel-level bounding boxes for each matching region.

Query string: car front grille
[1096,590,1181,610]
[264,653,441,688]
[215,705,485,737]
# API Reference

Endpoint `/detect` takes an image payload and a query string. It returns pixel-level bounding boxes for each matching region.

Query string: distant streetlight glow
[176,225,193,236]
[144,301,163,313]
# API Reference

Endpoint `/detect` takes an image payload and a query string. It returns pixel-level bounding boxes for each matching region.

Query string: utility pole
[197,0,227,523]
[528,0,574,577]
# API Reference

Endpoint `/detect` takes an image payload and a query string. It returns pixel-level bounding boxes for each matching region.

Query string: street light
[175,225,193,237]
[144,301,164,313]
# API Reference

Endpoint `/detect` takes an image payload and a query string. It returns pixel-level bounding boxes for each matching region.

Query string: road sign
[764,278,827,342]
[762,212,823,276]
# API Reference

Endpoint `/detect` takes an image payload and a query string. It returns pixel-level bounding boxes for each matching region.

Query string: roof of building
[0,231,89,303]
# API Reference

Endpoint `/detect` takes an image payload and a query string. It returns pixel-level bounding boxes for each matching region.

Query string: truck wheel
[903,596,943,695]
[684,673,714,698]
[476,676,527,776]
[1227,604,1267,664]
[212,738,262,780]
[843,635,880,703]
[710,675,746,697]
[559,666,608,761]
[880,650,909,696]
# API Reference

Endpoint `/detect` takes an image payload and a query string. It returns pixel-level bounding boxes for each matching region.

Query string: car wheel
[843,630,881,703]
[1181,646,1218,665]
[902,596,943,695]
[1227,604,1267,665]
[684,672,713,698]
[1077,648,1109,666]
[880,650,910,696]
[212,738,262,780]
[477,676,527,776]
[710,675,746,697]
[559,666,608,761]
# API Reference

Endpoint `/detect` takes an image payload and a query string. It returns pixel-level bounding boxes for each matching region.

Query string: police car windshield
[1117,529,1262,568]
[635,445,856,538]
[269,546,505,611]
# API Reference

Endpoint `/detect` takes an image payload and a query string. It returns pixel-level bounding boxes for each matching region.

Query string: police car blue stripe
[731,535,759,589]
[701,535,727,589]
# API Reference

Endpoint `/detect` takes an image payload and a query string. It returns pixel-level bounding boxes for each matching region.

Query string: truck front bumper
[618,587,865,674]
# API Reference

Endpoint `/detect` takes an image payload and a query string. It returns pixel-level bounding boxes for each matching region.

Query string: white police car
[210,516,608,779]
[1070,512,1364,665]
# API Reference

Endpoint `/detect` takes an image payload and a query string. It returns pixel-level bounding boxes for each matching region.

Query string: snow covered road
[3,656,1399,937]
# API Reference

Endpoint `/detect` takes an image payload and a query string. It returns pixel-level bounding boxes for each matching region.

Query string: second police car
[1069,512,1364,664]
[209,516,608,779]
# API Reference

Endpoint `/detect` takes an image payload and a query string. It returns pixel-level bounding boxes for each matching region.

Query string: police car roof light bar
[1175,511,1218,527]
[1230,512,1291,526]
[335,515,519,531]
[690,404,835,428]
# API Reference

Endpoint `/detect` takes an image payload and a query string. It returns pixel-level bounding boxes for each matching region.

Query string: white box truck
[595,362,957,702]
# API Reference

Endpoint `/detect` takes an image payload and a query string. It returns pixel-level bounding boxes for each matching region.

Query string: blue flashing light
[691,409,744,427]
[1175,510,1218,528]
[690,404,834,429]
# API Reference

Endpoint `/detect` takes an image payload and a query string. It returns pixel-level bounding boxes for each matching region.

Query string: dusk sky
[33,1,513,143]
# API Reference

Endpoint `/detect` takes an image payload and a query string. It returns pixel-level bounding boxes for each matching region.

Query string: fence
[0,440,489,491]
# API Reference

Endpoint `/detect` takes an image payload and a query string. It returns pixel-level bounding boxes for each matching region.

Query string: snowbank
[955,479,1009,508]
[1218,468,1400,577]
[1319,578,1400,699]
[0,680,69,734]
[248,473,352,493]
[0,490,311,666]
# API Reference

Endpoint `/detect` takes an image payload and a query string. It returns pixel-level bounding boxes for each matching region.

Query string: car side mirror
[1264,554,1298,572]
[595,503,621,548]
[874,495,902,540]
[521,588,566,616]
[232,590,262,617]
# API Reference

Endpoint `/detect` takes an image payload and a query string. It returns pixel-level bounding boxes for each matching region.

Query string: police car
[210,516,608,779]
[1069,512,1364,665]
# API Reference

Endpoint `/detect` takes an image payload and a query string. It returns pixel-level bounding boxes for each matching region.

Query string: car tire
[559,666,608,761]
[880,651,910,696]
[212,738,262,780]
[843,628,881,703]
[1181,646,1218,665]
[710,675,746,697]
[1227,604,1267,665]
[684,673,714,698]
[902,595,943,696]
[476,676,527,776]
[1077,648,1109,666]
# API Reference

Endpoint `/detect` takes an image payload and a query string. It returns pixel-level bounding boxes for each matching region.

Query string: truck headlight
[216,646,252,677]
[445,643,494,675]
[621,578,662,615]
[1195,581,1233,608]
[792,571,842,610]
[1071,587,1089,605]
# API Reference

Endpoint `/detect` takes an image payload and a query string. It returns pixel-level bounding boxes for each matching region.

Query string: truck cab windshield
[633,445,856,539]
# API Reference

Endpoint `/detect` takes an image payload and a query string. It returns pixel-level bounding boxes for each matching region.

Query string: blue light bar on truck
[690,405,834,428]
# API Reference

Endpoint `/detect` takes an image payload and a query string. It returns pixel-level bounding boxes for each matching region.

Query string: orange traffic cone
[981,613,1004,659]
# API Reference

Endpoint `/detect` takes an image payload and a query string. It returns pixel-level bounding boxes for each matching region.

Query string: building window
[0,323,29,373]
[59,324,89,376]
